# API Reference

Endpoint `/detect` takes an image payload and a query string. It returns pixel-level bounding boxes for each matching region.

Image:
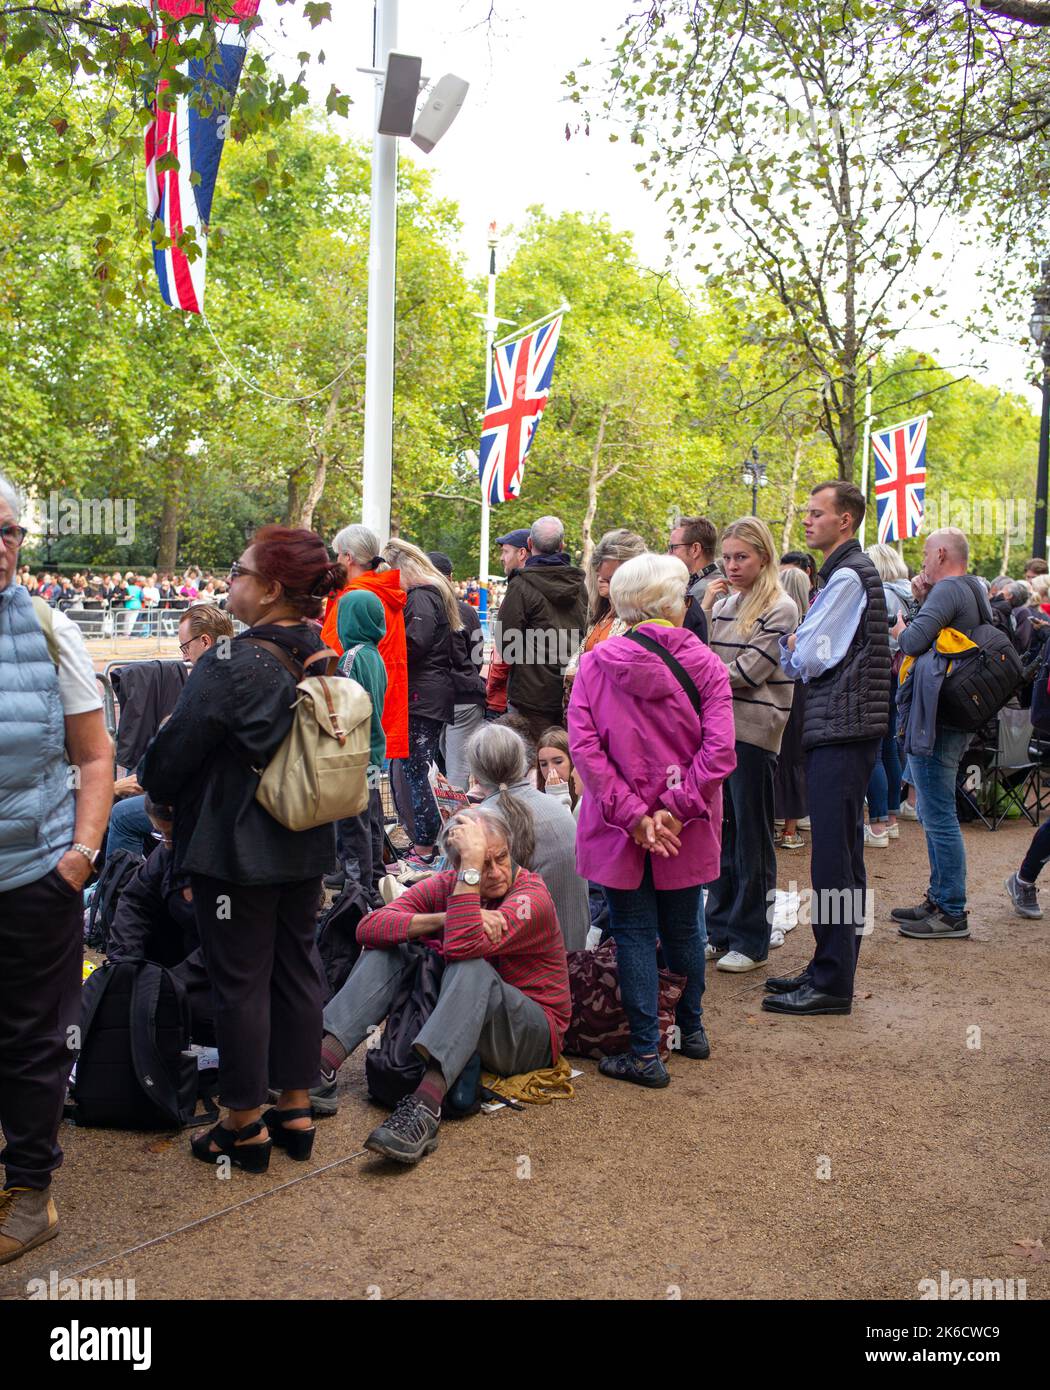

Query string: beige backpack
[247,639,373,831]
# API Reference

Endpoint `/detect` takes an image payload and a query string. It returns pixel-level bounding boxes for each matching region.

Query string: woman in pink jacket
[568,553,737,1088]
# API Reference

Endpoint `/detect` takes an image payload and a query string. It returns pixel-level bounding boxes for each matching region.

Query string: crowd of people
[3,463,1050,1267]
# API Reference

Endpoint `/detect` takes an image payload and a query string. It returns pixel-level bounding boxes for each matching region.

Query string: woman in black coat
[140,525,346,1172]
[383,539,462,870]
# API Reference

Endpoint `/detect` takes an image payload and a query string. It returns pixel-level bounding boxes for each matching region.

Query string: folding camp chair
[958,707,1039,830]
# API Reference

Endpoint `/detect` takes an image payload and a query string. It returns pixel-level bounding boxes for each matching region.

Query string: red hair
[249,525,347,619]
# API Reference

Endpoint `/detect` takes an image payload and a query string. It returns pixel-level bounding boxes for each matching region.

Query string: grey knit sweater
[479,780,590,952]
[709,590,798,753]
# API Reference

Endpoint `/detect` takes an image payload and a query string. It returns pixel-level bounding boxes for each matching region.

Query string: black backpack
[316,879,369,1002]
[938,577,1024,733]
[71,960,216,1130]
[85,850,144,952]
[365,945,445,1109]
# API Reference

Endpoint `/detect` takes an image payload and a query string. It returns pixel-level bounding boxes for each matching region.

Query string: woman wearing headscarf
[333,589,388,903]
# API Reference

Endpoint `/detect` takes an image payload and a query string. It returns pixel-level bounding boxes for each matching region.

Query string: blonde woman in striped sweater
[702,518,798,971]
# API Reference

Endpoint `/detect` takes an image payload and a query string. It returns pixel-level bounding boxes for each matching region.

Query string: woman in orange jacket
[324,525,408,760]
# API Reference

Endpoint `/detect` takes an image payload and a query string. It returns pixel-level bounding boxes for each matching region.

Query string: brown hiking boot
[0,1186,59,1265]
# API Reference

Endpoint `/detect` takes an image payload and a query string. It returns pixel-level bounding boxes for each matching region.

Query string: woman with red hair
[141,525,347,1173]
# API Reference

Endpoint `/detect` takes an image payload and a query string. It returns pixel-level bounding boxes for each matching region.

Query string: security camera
[411,74,469,153]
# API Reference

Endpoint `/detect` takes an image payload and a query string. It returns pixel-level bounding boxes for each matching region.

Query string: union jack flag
[145,2,260,313]
[873,414,928,543]
[479,317,562,505]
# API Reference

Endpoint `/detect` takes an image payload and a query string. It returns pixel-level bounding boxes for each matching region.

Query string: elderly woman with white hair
[467,722,590,950]
[568,552,737,1088]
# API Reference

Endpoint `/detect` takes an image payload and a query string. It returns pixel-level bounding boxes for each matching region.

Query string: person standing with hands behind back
[702,518,798,972]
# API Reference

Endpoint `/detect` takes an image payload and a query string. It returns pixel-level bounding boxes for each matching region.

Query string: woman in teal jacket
[333,589,387,902]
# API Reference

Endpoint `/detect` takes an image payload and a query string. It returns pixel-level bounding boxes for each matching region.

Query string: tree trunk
[781,436,806,552]
[580,405,610,569]
[295,452,327,531]
[157,461,182,571]
[1001,516,1011,576]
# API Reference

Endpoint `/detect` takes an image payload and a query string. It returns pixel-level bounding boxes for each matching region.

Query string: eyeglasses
[1,524,27,548]
[178,637,200,656]
[228,560,264,582]
[667,542,689,553]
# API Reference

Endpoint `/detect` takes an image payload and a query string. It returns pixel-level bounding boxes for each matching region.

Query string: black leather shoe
[761,984,852,1016]
[764,971,811,994]
[679,1025,710,1059]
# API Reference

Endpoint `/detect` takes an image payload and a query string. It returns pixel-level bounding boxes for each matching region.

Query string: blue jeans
[604,857,705,1056]
[908,727,971,917]
[102,793,152,864]
[867,733,903,820]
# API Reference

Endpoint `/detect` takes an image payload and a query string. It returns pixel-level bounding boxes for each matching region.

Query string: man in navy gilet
[0,473,114,1265]
[764,481,892,1015]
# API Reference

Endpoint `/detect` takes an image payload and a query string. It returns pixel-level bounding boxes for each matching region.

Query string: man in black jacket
[492,517,587,746]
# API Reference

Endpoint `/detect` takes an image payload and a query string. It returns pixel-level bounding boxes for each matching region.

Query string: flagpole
[494,303,569,348]
[479,223,499,634]
[859,362,873,549]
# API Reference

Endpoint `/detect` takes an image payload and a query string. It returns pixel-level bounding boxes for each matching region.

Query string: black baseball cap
[494,528,530,548]
[426,551,453,577]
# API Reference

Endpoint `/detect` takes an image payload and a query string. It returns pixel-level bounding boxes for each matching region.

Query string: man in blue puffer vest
[0,474,114,1266]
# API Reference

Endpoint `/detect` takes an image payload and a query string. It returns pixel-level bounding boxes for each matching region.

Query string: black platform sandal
[190,1120,272,1173]
[261,1107,316,1162]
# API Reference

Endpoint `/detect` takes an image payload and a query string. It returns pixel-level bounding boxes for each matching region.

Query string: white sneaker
[899,802,919,821]
[797,817,811,830]
[864,825,889,847]
[716,950,765,973]
[704,943,718,960]
[886,822,900,839]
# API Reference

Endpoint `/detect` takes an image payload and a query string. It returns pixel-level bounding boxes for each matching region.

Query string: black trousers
[804,739,880,998]
[335,787,385,900]
[190,875,324,1110]
[0,868,83,1189]
[705,740,777,961]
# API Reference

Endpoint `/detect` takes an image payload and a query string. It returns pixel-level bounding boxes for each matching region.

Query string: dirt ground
[3,815,1048,1302]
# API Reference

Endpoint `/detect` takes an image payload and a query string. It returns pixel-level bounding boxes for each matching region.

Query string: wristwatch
[457,867,481,887]
[71,843,100,870]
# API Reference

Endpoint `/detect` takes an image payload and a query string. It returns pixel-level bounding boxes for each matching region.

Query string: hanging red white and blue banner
[873,414,928,543]
[145,1,260,313]
[479,317,562,505]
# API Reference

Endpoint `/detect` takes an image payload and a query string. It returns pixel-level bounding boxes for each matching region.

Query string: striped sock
[320,1035,348,1078]
[412,1063,448,1118]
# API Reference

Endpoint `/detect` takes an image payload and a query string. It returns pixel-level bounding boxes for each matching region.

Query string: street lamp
[741,447,768,517]
[1029,259,1050,565]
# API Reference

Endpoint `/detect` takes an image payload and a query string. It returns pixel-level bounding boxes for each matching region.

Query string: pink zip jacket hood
[567,624,737,890]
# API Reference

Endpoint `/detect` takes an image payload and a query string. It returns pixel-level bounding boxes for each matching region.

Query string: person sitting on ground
[314,807,570,1164]
[467,723,590,951]
[328,589,387,903]
[105,797,214,1044]
[534,726,582,816]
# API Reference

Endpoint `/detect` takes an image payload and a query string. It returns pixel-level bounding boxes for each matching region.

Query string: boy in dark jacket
[331,590,388,903]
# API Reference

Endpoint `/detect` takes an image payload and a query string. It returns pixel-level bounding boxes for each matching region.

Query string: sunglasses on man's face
[1,524,28,548]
